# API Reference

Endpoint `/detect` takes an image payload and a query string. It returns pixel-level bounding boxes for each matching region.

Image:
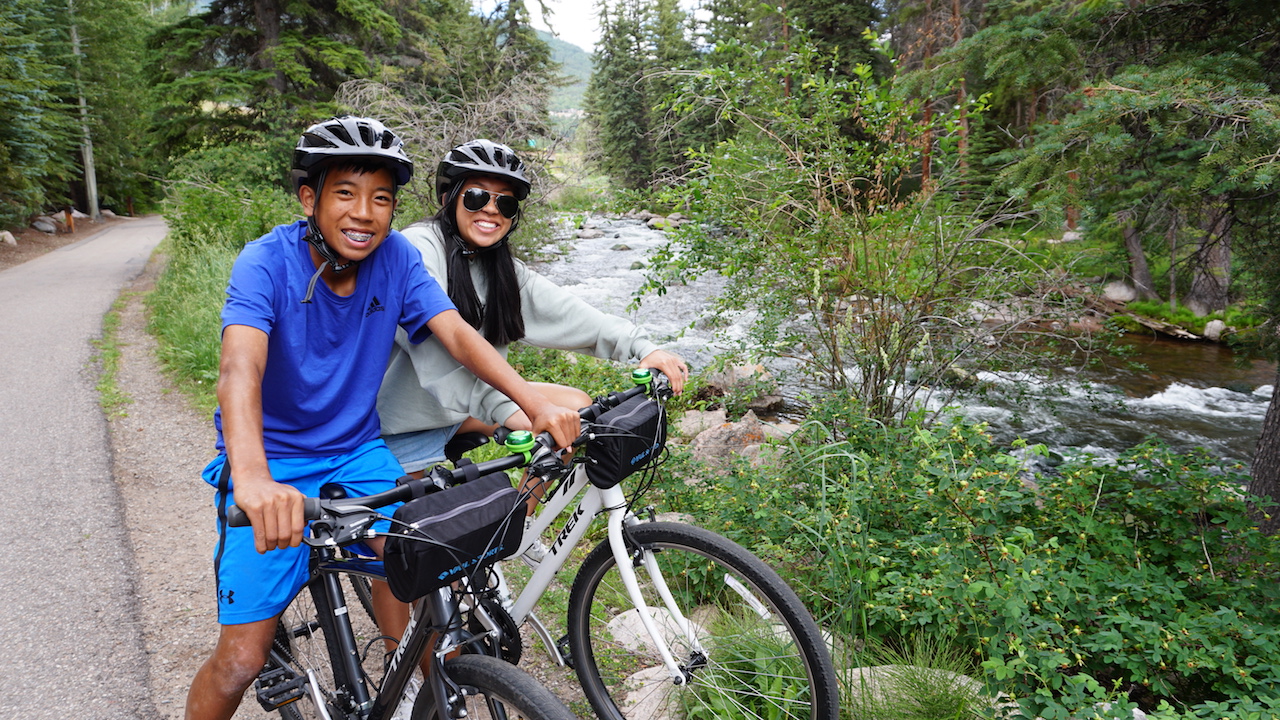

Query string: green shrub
[146,236,238,411]
[1124,300,1265,336]
[658,416,1280,718]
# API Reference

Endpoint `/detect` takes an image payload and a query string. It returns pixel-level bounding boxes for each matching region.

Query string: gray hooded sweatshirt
[377,221,660,435]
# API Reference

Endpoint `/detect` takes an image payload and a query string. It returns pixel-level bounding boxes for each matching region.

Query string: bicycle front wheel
[261,580,383,720]
[410,654,574,720]
[566,521,840,720]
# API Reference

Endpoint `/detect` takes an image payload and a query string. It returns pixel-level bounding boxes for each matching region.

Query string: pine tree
[0,0,76,226]
[146,0,435,155]
[584,0,656,189]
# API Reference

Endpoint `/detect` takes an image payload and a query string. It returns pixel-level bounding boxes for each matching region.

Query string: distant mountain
[538,30,593,112]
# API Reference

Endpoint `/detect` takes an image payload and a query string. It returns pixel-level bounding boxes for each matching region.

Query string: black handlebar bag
[384,473,524,602]
[585,394,666,489]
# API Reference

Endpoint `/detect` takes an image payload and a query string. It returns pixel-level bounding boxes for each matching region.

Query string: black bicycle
[227,475,573,720]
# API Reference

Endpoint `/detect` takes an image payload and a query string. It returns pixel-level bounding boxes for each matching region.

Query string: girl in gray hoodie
[377,139,688,476]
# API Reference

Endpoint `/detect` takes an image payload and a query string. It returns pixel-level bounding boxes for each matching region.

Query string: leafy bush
[151,144,298,406]
[658,415,1280,718]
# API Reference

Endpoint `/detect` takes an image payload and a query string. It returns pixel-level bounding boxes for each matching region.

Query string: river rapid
[532,215,1275,467]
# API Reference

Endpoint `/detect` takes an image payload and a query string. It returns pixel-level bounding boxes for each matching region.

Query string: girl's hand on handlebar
[639,349,689,394]
[528,402,582,451]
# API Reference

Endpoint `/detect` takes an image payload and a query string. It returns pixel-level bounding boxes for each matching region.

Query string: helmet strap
[300,167,358,304]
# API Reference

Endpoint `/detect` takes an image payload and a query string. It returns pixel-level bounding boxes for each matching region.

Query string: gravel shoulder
[108,253,583,718]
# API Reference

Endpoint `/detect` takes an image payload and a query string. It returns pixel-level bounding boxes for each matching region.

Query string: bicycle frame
[489,461,704,686]
[304,549,469,720]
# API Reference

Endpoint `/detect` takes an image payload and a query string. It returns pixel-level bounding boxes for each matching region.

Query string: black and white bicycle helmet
[435,139,531,201]
[292,115,413,192]
[290,116,413,303]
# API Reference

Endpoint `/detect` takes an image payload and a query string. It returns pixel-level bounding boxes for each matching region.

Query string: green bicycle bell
[504,429,536,457]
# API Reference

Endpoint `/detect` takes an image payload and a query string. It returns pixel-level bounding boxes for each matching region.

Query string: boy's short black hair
[305,158,404,196]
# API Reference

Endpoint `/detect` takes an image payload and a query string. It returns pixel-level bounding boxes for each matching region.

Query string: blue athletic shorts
[381,423,461,473]
[202,438,406,625]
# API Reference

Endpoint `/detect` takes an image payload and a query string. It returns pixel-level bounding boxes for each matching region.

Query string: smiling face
[299,164,397,265]
[450,175,516,252]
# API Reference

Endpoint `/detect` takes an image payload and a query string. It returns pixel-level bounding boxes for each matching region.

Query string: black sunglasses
[460,187,520,218]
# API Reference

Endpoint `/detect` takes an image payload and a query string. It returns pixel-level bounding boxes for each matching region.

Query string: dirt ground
[0,215,134,273]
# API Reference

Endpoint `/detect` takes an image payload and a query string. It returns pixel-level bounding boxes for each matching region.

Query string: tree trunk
[1249,368,1280,535]
[253,0,285,93]
[1184,203,1232,317]
[1120,213,1160,301]
[1167,211,1179,312]
[952,0,967,172]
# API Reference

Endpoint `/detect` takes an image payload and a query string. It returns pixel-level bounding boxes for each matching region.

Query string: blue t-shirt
[214,220,455,457]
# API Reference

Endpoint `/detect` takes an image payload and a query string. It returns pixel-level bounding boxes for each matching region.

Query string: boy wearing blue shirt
[185,116,579,720]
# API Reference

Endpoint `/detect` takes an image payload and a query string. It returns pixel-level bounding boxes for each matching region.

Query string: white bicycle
[435,369,841,720]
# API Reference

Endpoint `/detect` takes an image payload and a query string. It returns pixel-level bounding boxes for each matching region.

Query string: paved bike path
[0,217,166,718]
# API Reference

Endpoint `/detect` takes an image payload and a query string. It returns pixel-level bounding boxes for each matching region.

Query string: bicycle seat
[445,432,491,463]
[320,483,349,500]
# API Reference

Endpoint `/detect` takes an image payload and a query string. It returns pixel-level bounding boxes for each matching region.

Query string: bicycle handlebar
[225,370,671,532]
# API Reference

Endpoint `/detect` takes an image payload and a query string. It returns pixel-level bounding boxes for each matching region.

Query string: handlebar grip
[225,497,323,527]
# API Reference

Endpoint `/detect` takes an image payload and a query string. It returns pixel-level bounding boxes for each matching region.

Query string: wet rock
[577,228,604,239]
[1225,380,1254,394]
[629,261,645,270]
[611,243,632,251]
[646,216,674,230]
[746,394,786,413]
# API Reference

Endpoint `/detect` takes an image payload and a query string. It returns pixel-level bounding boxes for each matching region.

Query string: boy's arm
[426,310,580,447]
[218,324,305,553]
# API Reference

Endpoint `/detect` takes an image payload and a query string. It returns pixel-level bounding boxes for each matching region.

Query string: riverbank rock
[1103,281,1138,303]
[577,228,604,239]
[689,410,796,466]
[675,408,727,438]
[844,665,985,713]
[1203,319,1227,341]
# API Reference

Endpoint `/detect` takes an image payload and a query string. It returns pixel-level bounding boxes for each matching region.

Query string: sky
[527,0,605,52]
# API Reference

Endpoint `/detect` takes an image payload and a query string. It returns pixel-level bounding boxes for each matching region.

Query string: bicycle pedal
[556,634,575,669]
[255,665,308,711]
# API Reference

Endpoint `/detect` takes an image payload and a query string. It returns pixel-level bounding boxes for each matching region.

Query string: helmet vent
[327,122,354,145]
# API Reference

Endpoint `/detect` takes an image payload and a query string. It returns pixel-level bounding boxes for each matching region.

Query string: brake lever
[302,504,380,547]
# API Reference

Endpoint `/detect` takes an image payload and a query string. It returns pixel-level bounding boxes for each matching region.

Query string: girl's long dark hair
[435,184,526,345]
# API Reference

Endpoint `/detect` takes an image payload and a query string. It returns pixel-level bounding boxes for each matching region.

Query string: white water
[532,215,1274,466]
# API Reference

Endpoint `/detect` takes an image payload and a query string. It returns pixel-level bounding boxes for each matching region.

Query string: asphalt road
[0,217,167,718]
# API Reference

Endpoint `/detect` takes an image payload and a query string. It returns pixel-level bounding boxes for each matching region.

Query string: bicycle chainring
[466,595,523,664]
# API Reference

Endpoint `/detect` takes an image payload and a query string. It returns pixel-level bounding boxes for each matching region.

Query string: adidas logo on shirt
[366,296,385,317]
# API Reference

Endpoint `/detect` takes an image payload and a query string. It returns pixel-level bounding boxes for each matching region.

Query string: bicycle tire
[347,573,378,626]
[566,521,840,720]
[410,654,574,720]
